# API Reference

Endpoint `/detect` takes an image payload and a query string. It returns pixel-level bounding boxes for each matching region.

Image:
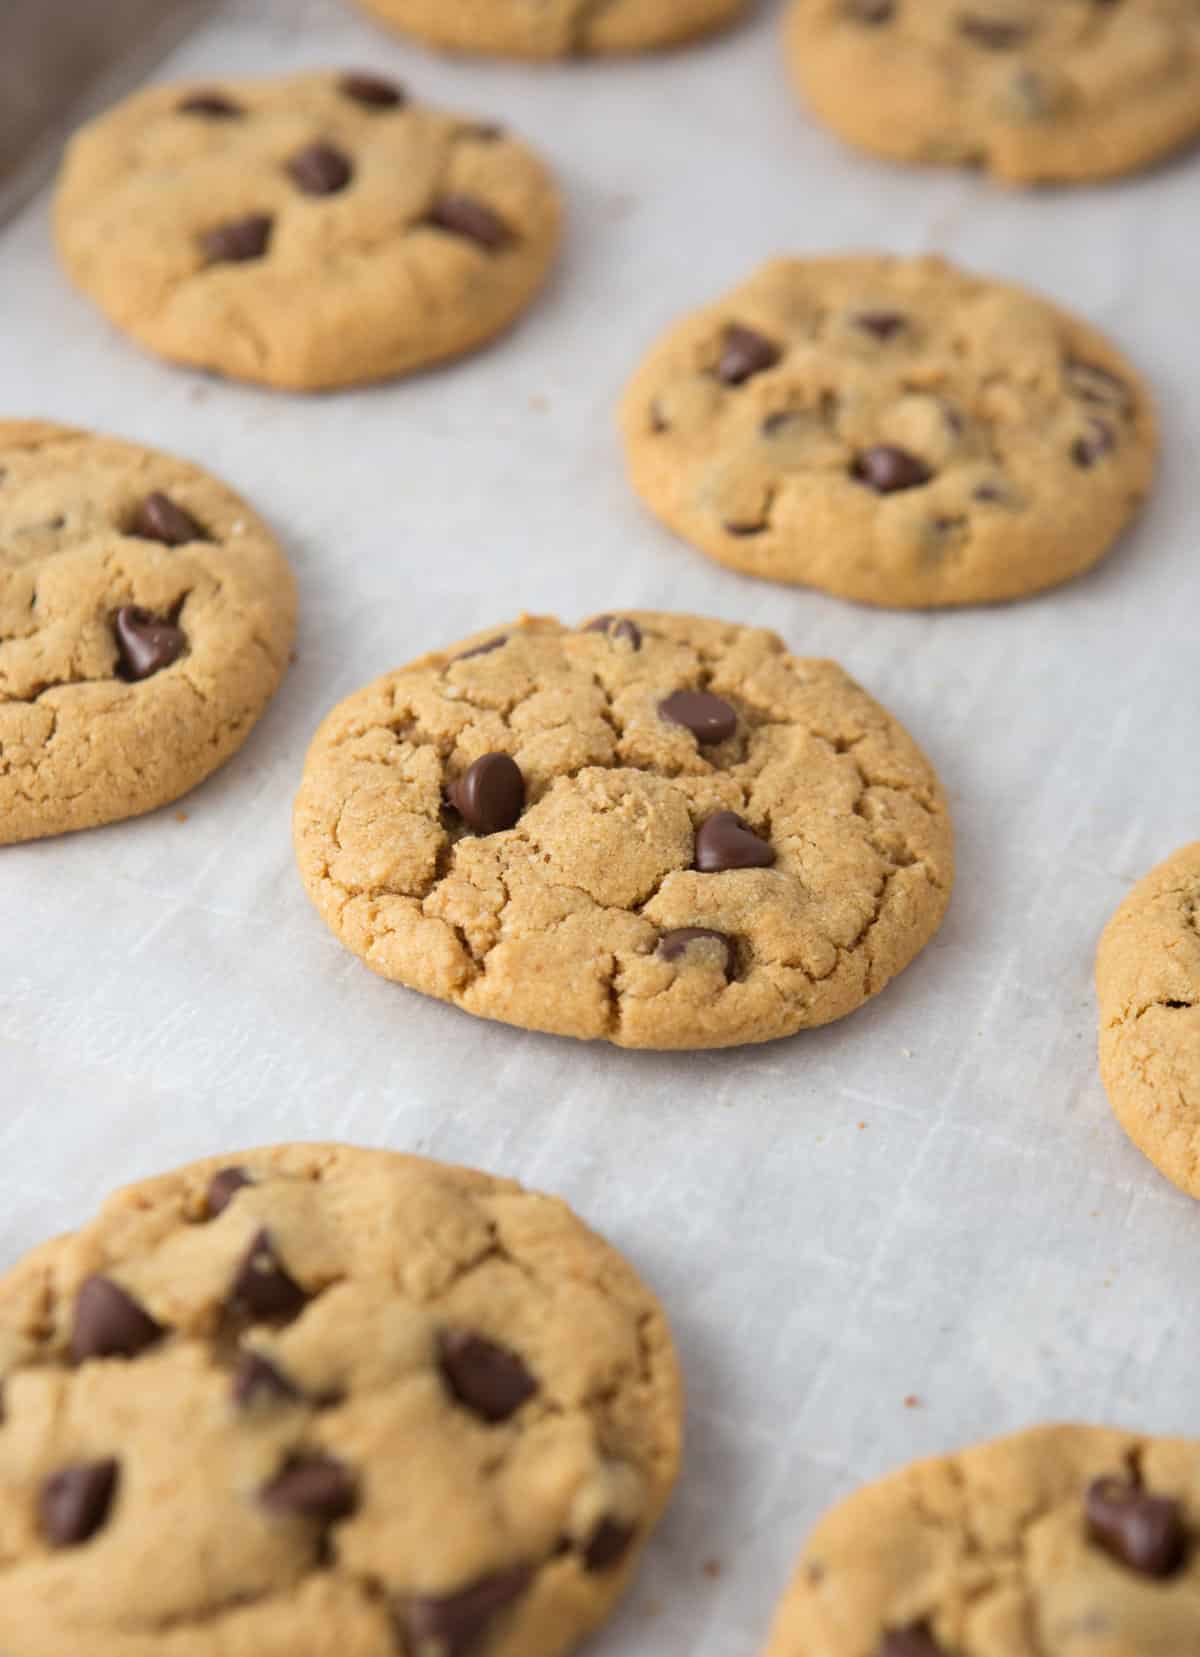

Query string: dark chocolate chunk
[1086,1476,1186,1579]
[658,689,737,745]
[582,1517,637,1571]
[288,141,353,196]
[658,928,734,977]
[201,213,273,264]
[206,1166,252,1219]
[694,811,775,873]
[230,1230,308,1325]
[426,196,511,251]
[1071,419,1116,469]
[438,1329,537,1423]
[879,1627,945,1657]
[446,754,525,835]
[401,1566,533,1656]
[958,14,1030,47]
[585,615,642,650]
[39,1459,119,1546]
[716,324,781,387]
[853,311,907,341]
[177,91,243,118]
[260,1454,358,1522]
[341,72,406,109]
[851,446,933,494]
[233,1352,301,1409]
[128,491,205,547]
[70,1276,164,1364]
[113,606,186,681]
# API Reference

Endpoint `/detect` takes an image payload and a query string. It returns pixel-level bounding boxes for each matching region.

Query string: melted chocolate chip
[694,812,775,873]
[853,311,907,341]
[958,14,1030,47]
[401,1566,533,1656]
[288,141,353,196]
[585,615,642,650]
[206,1166,252,1218]
[658,928,734,977]
[113,606,186,681]
[426,196,511,251]
[851,446,933,494]
[446,754,525,835]
[201,213,273,264]
[716,324,781,387]
[1072,419,1116,469]
[260,1454,358,1522]
[456,635,507,661]
[1086,1476,1186,1579]
[230,1231,308,1325]
[658,689,737,745]
[128,491,205,546]
[39,1459,119,1547]
[233,1352,300,1409]
[177,91,243,118]
[438,1330,538,1423]
[341,72,406,109]
[71,1276,164,1364]
[879,1628,945,1657]
[582,1517,637,1572]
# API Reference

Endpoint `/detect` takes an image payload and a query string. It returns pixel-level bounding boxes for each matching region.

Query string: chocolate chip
[1072,419,1116,469]
[201,213,273,264]
[177,91,243,118]
[230,1231,308,1325]
[39,1459,118,1547]
[426,196,511,252]
[446,754,525,835]
[878,1628,945,1657]
[206,1166,251,1218]
[401,1566,533,1656]
[128,491,206,546]
[694,811,775,873]
[716,324,781,387]
[724,515,768,537]
[341,72,407,109]
[958,15,1030,47]
[1086,1476,1186,1579]
[288,141,353,196]
[462,122,505,142]
[71,1276,164,1364]
[456,635,507,661]
[1066,359,1133,414]
[851,446,933,494]
[658,689,737,745]
[844,0,894,20]
[585,615,642,650]
[113,606,186,681]
[260,1454,357,1522]
[658,928,734,977]
[853,311,907,341]
[582,1517,637,1572]
[438,1330,538,1423]
[233,1352,300,1408]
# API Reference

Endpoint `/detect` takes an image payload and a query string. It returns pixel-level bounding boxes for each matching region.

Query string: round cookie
[293,611,954,1049]
[1097,841,1200,1199]
[0,1142,682,1657]
[54,71,561,391]
[763,1423,1200,1656]
[784,1,1200,186]
[350,0,749,58]
[0,420,295,844]
[619,255,1157,609]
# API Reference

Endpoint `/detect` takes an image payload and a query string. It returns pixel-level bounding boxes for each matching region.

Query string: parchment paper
[1,1,1198,1650]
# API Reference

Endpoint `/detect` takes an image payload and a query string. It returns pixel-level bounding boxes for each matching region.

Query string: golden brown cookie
[293,611,954,1049]
[619,255,1157,609]
[0,420,295,844]
[1097,841,1200,1199]
[784,0,1200,186]
[764,1424,1200,1655]
[0,1142,682,1657]
[350,0,749,58]
[53,71,561,391]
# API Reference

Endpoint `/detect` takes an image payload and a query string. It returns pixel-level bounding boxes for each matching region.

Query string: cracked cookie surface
[785,0,1200,185]
[620,255,1157,609]
[350,0,749,58]
[53,71,561,391]
[763,1424,1200,1656]
[293,610,953,1049]
[1097,841,1200,1199]
[0,1142,682,1657]
[0,420,295,845]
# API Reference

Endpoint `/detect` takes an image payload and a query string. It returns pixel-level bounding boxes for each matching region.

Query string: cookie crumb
[904,1394,921,1409]
[174,811,189,823]
[702,1557,722,1580]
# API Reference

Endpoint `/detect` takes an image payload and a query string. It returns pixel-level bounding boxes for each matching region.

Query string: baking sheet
[1,0,1199,1649]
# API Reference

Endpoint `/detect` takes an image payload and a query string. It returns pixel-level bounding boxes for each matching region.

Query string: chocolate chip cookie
[764,1424,1200,1655]
[785,1,1200,185]
[620,255,1157,609]
[0,420,295,844]
[53,71,561,391]
[0,1142,682,1656]
[1097,842,1200,1199]
[293,611,953,1048]
[351,0,749,58]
